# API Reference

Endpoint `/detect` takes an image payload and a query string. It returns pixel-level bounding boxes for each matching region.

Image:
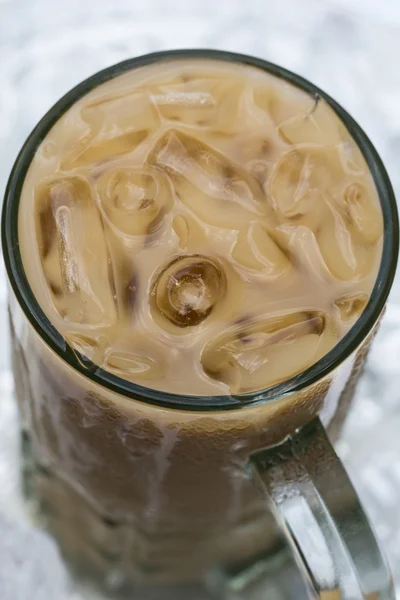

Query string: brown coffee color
[18,59,383,396]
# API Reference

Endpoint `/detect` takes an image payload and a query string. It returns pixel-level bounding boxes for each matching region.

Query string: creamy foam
[18,59,383,395]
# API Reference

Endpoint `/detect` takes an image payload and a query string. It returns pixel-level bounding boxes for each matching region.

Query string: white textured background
[0,1,400,598]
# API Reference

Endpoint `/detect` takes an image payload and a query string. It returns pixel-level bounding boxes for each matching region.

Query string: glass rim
[2,48,399,411]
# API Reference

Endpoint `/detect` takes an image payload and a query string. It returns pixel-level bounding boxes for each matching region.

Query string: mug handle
[250,417,395,599]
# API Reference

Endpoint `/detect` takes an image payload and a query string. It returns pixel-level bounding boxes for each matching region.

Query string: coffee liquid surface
[19,59,383,395]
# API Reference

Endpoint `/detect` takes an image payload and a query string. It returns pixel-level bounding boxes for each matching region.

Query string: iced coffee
[13,57,383,584]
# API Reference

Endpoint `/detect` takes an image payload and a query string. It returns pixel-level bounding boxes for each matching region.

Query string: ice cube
[62,92,159,168]
[254,82,315,128]
[211,132,277,181]
[268,149,309,214]
[267,147,339,219]
[149,77,245,132]
[316,199,376,281]
[81,90,159,136]
[104,227,138,326]
[317,200,358,280]
[35,177,117,326]
[280,210,373,283]
[340,182,383,244]
[172,214,206,250]
[337,140,365,176]
[95,167,173,237]
[277,224,332,283]
[278,96,346,146]
[267,146,380,282]
[103,335,167,383]
[147,130,271,229]
[61,129,150,169]
[150,255,226,328]
[232,221,290,276]
[151,89,216,116]
[308,181,383,281]
[64,331,107,368]
[201,310,334,393]
[334,292,369,321]
[234,135,274,167]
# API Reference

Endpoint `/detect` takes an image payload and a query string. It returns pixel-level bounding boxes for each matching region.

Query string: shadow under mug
[2,49,399,599]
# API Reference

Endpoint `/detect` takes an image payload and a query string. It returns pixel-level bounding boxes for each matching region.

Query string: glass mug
[2,50,399,599]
